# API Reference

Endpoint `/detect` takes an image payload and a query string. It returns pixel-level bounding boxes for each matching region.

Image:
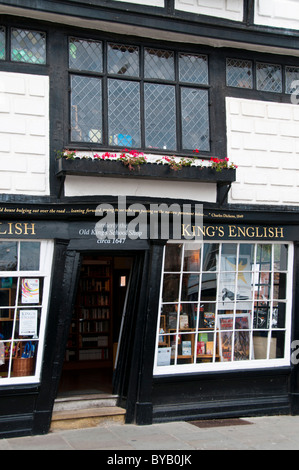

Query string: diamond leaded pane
[108,79,141,147]
[0,27,5,60]
[11,28,46,64]
[226,58,253,89]
[145,83,176,150]
[179,53,208,84]
[108,43,139,77]
[70,75,102,143]
[257,62,282,93]
[69,37,102,72]
[285,66,299,94]
[181,88,210,151]
[144,48,174,81]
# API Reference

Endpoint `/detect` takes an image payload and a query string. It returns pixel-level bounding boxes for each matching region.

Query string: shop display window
[154,241,292,374]
[0,240,53,383]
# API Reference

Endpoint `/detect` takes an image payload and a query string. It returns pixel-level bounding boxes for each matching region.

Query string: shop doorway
[58,254,133,397]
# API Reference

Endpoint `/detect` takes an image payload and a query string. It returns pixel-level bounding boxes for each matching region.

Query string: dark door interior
[57,254,133,396]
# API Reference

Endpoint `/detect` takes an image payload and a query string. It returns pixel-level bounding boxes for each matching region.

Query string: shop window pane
[71,75,102,143]
[0,277,17,308]
[0,242,17,271]
[226,58,253,89]
[272,302,286,329]
[181,273,199,302]
[253,332,268,359]
[11,28,46,64]
[202,244,219,272]
[256,244,272,271]
[145,83,176,150]
[253,301,270,329]
[179,53,208,84]
[0,27,5,60]
[219,330,233,362]
[201,273,217,301]
[19,278,43,306]
[183,243,201,272]
[164,244,182,272]
[12,340,38,377]
[257,62,282,93]
[273,272,286,299]
[162,274,180,302]
[198,303,215,329]
[234,330,251,361]
[181,87,210,151]
[161,304,179,330]
[108,79,141,148]
[274,244,288,271]
[285,66,299,94]
[239,243,255,267]
[69,37,102,72]
[20,242,40,271]
[108,43,139,76]
[178,332,195,363]
[235,311,251,330]
[271,331,285,359]
[180,303,197,329]
[144,48,174,81]
[15,308,41,339]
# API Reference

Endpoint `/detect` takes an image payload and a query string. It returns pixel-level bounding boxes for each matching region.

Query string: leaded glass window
[69,37,210,152]
[11,28,46,64]
[226,58,253,89]
[256,62,282,93]
[0,27,5,60]
[285,66,299,94]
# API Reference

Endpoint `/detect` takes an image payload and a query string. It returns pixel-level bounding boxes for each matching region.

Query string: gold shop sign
[0,222,36,236]
[182,224,285,240]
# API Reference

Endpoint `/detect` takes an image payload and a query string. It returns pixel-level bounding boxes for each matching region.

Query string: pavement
[1,415,299,451]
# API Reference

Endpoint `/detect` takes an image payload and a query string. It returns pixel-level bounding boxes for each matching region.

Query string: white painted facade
[0,71,49,195]
[254,0,299,30]
[174,0,244,21]
[227,97,299,206]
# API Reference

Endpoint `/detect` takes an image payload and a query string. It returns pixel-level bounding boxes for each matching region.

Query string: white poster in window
[19,310,38,336]
[157,347,171,366]
[218,255,251,310]
[21,279,39,304]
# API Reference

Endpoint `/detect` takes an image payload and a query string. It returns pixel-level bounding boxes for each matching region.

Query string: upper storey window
[69,37,210,153]
[0,27,46,64]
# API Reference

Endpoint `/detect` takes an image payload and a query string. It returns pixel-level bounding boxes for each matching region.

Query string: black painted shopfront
[0,200,298,438]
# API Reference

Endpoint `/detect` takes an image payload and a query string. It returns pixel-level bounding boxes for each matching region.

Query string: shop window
[11,28,46,64]
[154,241,292,375]
[0,240,53,384]
[69,37,210,152]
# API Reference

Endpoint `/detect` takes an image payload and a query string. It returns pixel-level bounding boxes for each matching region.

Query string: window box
[55,158,236,184]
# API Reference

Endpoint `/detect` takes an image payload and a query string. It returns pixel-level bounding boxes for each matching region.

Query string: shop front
[0,201,298,437]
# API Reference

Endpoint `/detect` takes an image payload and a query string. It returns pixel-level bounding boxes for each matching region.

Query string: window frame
[0,240,54,385]
[153,240,293,376]
[67,35,211,156]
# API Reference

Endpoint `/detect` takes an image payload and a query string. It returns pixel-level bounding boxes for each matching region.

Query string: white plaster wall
[112,0,164,6]
[0,71,49,195]
[175,0,244,22]
[255,0,299,30]
[226,97,299,206]
[64,175,217,203]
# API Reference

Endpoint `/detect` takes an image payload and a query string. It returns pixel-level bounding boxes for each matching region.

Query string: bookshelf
[65,257,113,368]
